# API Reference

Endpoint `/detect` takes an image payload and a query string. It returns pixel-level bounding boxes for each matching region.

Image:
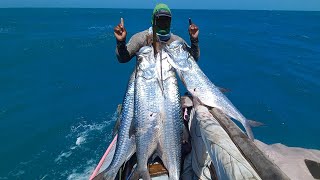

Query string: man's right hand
[114,18,127,42]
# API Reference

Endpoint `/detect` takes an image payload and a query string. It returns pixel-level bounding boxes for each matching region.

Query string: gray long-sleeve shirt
[116,29,200,63]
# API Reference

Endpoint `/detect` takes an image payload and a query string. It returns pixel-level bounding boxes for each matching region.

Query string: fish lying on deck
[131,46,182,180]
[93,72,136,180]
[192,97,262,180]
[165,40,255,140]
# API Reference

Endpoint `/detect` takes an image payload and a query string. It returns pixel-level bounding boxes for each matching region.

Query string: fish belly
[158,73,183,180]
[134,75,162,180]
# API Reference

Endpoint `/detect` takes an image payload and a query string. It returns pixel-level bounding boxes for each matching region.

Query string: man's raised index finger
[120,18,124,26]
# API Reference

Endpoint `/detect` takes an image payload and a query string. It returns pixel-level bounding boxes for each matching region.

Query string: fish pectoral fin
[112,104,123,136]
[129,121,136,137]
[112,118,121,137]
[217,86,230,93]
[247,119,265,127]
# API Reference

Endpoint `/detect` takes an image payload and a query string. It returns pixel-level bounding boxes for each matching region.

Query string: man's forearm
[116,40,131,63]
[190,38,200,61]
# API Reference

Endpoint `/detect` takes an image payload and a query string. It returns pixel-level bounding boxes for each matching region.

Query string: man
[114,3,200,62]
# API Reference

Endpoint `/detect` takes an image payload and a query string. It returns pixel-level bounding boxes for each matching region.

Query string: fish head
[137,46,155,64]
[165,40,191,71]
[136,46,157,79]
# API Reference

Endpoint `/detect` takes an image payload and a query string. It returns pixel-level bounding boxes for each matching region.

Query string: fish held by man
[156,49,183,180]
[165,40,255,140]
[131,46,164,180]
[130,46,182,180]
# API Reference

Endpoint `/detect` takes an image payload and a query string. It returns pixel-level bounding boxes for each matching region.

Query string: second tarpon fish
[165,40,255,140]
[156,48,183,180]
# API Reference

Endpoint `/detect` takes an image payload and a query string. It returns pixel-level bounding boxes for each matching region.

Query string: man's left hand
[189,23,199,40]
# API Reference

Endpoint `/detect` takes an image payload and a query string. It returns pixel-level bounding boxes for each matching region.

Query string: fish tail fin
[140,170,151,180]
[128,168,151,180]
[244,118,265,140]
[128,168,139,180]
[244,121,255,140]
[218,86,230,93]
[248,119,264,127]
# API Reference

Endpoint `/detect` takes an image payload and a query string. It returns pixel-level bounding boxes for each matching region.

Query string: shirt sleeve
[189,38,200,62]
[115,30,148,63]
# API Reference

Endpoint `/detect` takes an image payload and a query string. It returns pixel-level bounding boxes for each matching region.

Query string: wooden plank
[149,163,168,177]
[209,108,290,180]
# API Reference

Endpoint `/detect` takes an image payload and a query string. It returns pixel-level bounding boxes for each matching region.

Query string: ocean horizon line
[0,7,319,12]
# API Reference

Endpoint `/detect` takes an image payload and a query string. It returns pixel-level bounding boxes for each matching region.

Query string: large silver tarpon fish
[132,46,182,180]
[165,40,255,140]
[156,49,183,180]
[94,72,136,180]
[132,46,163,179]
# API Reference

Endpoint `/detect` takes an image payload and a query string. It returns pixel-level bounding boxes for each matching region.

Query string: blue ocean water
[0,8,319,179]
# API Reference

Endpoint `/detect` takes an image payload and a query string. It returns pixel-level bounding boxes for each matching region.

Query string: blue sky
[1,0,320,11]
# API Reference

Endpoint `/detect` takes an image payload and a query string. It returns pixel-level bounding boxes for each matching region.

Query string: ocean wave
[49,110,118,178]
[67,117,112,144]
[7,150,47,178]
[0,27,13,34]
[67,160,96,180]
[87,25,113,31]
[39,174,48,180]
[301,35,310,39]
[0,108,7,116]
[54,113,116,162]
[61,111,118,178]
[76,136,86,146]
[3,110,119,179]
[55,151,73,163]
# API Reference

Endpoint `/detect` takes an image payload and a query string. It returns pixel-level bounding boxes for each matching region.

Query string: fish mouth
[166,40,188,57]
[165,41,191,71]
[136,46,158,80]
